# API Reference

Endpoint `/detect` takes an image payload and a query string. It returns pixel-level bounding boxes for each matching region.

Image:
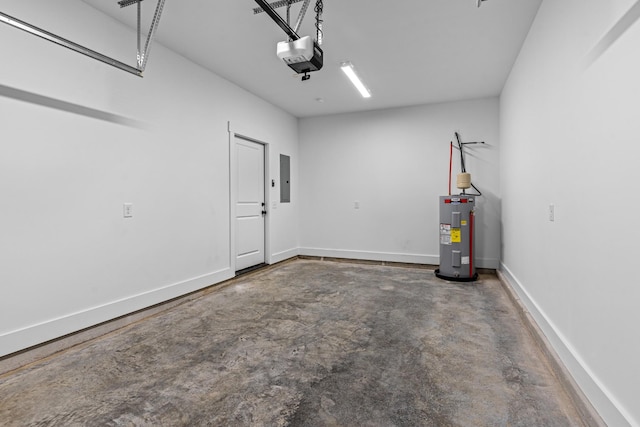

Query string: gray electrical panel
[435,195,478,282]
[280,154,290,203]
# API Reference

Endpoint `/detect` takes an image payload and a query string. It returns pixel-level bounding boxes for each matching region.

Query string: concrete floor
[0,259,587,426]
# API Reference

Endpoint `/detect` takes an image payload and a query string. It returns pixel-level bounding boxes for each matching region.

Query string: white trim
[0,268,233,358]
[263,142,272,265]
[498,263,635,427]
[299,247,438,265]
[228,122,237,274]
[271,248,300,264]
[299,247,498,268]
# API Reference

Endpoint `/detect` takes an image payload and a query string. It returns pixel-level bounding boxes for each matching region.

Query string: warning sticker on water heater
[440,224,451,245]
[451,228,461,243]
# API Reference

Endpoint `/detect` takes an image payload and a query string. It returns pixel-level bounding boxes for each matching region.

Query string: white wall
[5,1,637,423]
[500,0,640,425]
[299,98,501,268]
[0,1,298,357]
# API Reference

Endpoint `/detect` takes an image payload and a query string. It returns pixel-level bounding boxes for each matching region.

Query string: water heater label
[462,256,470,265]
[440,223,451,245]
[451,228,461,243]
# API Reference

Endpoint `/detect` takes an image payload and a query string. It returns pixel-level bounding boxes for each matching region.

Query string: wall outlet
[354,201,360,209]
[548,204,554,222]
[123,203,134,218]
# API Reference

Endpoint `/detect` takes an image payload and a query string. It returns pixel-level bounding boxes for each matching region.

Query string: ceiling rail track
[0,0,166,77]
[0,11,141,76]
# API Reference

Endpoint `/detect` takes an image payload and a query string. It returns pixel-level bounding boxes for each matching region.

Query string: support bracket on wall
[0,0,166,77]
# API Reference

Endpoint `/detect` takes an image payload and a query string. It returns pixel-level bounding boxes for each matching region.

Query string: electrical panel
[280,154,290,203]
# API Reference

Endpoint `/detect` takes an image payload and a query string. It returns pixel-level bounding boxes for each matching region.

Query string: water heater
[435,195,478,282]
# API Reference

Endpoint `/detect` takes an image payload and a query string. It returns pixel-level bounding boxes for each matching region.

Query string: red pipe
[448,141,453,196]
[469,210,474,277]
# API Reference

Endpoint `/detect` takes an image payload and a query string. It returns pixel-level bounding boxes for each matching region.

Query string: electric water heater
[435,195,478,282]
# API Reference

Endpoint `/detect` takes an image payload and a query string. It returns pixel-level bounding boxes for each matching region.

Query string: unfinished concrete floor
[0,259,586,426]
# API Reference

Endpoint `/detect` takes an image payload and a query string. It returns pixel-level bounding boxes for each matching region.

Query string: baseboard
[0,268,234,370]
[270,247,300,264]
[498,263,632,427]
[299,247,499,269]
[299,247,438,265]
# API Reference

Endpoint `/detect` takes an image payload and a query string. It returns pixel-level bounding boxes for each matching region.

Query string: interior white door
[235,137,266,271]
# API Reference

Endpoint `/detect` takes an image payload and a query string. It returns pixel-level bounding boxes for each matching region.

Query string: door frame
[228,123,271,274]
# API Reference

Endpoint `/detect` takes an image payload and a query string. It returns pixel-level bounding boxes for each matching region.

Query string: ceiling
[82,0,542,118]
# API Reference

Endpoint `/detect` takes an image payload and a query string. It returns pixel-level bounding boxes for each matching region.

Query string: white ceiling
[82,0,542,118]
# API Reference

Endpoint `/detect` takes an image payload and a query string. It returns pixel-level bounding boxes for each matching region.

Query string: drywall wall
[299,98,500,268]
[0,1,298,357]
[500,0,640,425]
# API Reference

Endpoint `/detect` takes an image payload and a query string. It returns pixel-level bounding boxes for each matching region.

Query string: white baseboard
[0,268,234,359]
[270,248,300,264]
[299,247,499,269]
[498,263,635,427]
[299,247,437,265]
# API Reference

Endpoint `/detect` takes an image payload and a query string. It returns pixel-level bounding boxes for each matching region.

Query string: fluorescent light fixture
[340,61,371,98]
